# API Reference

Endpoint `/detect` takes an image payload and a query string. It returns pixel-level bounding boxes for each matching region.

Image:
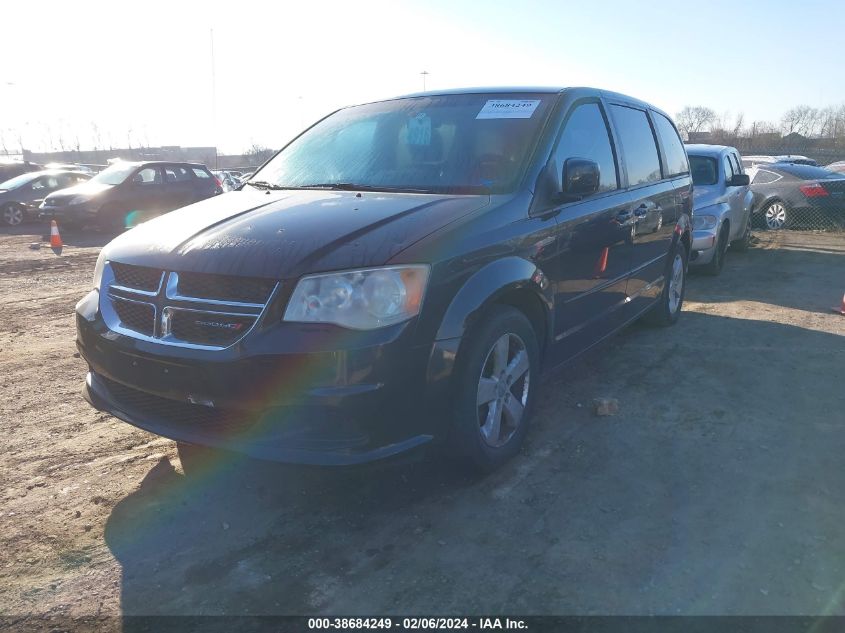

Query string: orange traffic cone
[834,293,845,315]
[49,220,63,249]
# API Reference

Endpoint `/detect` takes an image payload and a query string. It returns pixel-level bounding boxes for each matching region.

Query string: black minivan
[76,88,692,471]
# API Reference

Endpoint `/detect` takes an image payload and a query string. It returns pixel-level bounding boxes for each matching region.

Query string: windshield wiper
[296,183,431,193]
[246,180,288,190]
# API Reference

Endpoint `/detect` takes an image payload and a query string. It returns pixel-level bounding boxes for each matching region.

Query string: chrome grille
[110,262,163,293]
[176,271,275,304]
[100,262,278,349]
[111,297,155,336]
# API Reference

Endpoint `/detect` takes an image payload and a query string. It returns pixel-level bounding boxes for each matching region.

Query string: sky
[2,0,844,154]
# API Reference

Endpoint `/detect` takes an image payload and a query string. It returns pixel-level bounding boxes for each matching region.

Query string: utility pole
[211,29,218,170]
[420,71,429,92]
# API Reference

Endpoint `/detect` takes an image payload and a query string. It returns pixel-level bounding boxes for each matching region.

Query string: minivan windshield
[89,163,139,186]
[252,93,556,194]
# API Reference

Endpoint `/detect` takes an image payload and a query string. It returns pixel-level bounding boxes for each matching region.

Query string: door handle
[634,204,649,217]
[615,209,634,225]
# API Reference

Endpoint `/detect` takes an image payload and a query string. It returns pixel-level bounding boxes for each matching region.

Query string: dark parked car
[40,161,222,230]
[750,163,845,230]
[76,87,692,472]
[0,170,91,226]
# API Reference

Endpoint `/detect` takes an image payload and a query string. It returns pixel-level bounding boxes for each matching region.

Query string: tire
[449,305,540,472]
[732,213,752,252]
[643,239,687,327]
[2,203,26,227]
[762,200,789,230]
[702,224,729,276]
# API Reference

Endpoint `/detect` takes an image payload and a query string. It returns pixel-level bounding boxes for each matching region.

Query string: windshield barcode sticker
[476,99,540,119]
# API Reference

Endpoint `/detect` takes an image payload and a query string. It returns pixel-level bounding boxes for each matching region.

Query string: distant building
[22,146,218,168]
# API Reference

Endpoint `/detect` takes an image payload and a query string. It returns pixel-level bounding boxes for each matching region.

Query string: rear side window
[192,167,211,179]
[164,166,192,182]
[610,105,661,186]
[552,102,618,193]
[652,112,689,177]
[753,169,781,185]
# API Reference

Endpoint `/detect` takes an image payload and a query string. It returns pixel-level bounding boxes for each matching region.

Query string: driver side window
[552,102,619,194]
[133,167,161,185]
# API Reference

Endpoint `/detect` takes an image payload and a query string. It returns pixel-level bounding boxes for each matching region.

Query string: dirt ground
[1,225,844,622]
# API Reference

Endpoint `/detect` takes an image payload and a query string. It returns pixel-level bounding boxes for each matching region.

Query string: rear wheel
[643,239,687,326]
[2,203,25,226]
[763,200,789,230]
[450,306,539,472]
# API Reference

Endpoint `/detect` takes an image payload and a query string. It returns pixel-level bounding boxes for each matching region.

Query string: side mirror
[729,174,750,187]
[561,158,600,201]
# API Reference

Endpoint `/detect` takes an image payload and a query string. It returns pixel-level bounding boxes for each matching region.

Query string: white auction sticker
[476,99,540,119]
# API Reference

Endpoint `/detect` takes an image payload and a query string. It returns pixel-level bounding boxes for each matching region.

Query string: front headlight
[693,214,718,230]
[284,265,430,330]
[69,195,91,206]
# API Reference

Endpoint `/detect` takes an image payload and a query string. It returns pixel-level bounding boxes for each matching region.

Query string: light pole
[210,29,219,170]
[420,71,429,92]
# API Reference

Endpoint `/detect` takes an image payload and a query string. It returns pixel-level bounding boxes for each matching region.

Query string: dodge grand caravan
[76,88,692,471]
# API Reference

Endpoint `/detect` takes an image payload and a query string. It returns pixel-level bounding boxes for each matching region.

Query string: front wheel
[450,306,540,472]
[732,213,752,252]
[97,206,126,233]
[702,225,729,276]
[643,240,687,326]
[2,203,26,226]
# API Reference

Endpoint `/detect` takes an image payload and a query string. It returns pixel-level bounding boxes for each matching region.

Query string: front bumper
[38,204,95,222]
[689,229,718,265]
[76,290,458,465]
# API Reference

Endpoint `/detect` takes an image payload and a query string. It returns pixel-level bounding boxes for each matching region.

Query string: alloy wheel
[764,202,787,230]
[668,253,684,314]
[3,205,23,226]
[476,333,531,448]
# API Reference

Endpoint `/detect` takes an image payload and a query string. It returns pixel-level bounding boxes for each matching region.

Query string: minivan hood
[102,188,489,279]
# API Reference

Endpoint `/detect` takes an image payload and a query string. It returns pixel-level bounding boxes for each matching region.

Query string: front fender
[434,256,553,342]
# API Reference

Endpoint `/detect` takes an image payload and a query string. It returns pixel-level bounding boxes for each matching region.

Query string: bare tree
[675,106,717,139]
[244,143,275,166]
[90,122,102,150]
[731,112,745,138]
[781,105,818,137]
